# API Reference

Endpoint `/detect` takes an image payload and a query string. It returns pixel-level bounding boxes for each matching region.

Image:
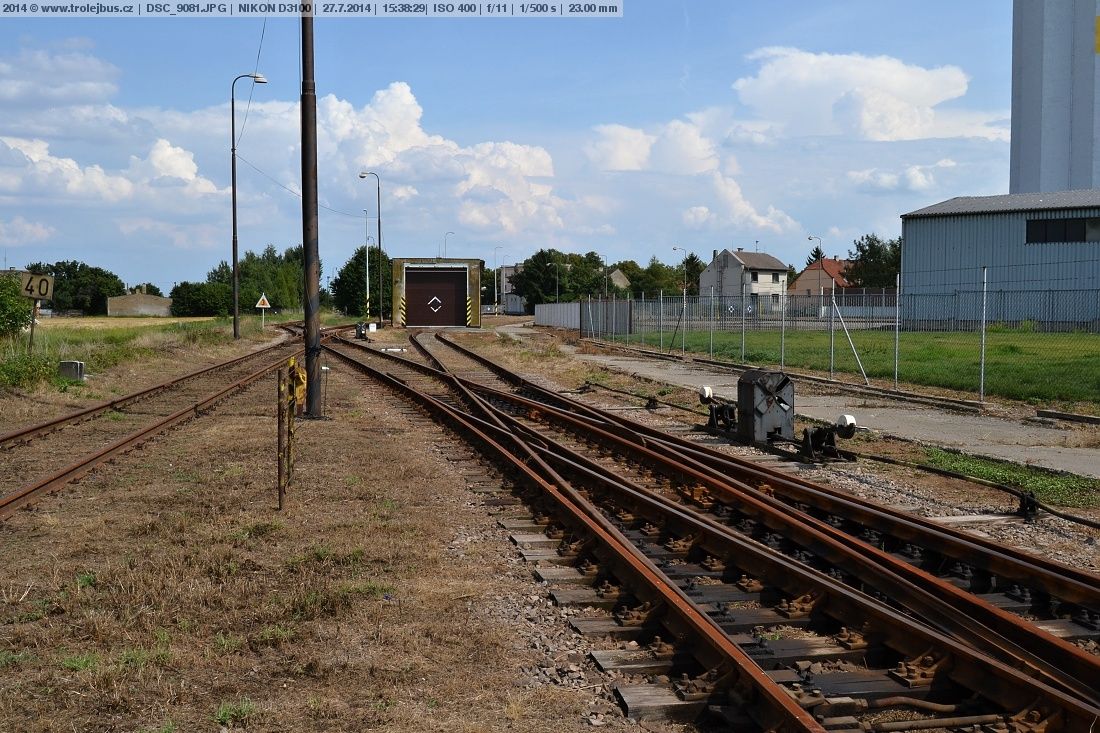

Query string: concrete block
[58,360,85,381]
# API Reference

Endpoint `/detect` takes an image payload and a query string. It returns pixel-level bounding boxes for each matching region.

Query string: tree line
[507,234,902,312]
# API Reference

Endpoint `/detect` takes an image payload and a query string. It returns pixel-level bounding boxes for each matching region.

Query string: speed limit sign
[18,271,54,301]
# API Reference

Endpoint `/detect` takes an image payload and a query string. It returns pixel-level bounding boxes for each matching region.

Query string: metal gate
[405,268,467,327]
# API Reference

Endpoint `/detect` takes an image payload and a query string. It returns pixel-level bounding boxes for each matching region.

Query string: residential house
[699,248,789,312]
[789,258,852,296]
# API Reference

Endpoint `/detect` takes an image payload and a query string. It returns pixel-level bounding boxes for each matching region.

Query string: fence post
[682,287,687,355]
[709,286,715,358]
[829,279,836,380]
[659,290,664,352]
[979,266,988,403]
[780,290,786,369]
[740,275,747,363]
[894,273,900,391]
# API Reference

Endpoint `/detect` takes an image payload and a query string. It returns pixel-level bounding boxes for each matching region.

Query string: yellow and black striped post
[465,297,473,326]
[398,297,407,327]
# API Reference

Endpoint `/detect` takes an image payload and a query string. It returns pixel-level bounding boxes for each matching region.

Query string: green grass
[924,448,1100,508]
[214,698,257,727]
[0,650,30,668]
[620,328,1100,404]
[60,652,99,671]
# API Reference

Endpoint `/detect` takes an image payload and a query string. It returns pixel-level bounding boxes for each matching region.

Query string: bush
[0,274,33,338]
[170,281,232,316]
[0,352,54,388]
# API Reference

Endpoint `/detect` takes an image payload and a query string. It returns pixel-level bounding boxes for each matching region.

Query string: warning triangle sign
[255,293,271,308]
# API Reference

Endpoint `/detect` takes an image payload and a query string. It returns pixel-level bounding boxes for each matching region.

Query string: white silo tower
[1010,0,1100,193]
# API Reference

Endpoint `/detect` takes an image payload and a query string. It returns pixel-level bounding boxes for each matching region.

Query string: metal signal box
[736,370,794,445]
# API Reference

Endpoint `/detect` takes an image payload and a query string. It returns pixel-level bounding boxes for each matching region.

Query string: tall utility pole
[300,9,322,416]
[359,171,382,322]
[230,72,267,339]
[367,208,376,316]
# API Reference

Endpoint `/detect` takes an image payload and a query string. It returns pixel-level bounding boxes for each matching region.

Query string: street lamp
[358,172,385,321]
[231,71,267,339]
[552,260,565,303]
[493,245,503,310]
[807,234,823,260]
[363,229,375,319]
[443,231,454,258]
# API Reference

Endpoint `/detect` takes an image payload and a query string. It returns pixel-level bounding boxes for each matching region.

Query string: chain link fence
[553,288,1100,405]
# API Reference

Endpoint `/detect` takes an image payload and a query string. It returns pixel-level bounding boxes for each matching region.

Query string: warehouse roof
[903,189,1100,218]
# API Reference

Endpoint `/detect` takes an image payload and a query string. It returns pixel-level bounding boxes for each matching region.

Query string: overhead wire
[236,17,268,147]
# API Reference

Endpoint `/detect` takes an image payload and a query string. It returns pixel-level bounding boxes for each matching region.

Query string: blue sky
[0,1,1013,291]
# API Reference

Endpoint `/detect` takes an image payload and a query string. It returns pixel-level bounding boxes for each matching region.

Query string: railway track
[324,332,1100,731]
[0,334,305,520]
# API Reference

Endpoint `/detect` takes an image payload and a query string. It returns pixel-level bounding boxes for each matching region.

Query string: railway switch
[736,370,795,445]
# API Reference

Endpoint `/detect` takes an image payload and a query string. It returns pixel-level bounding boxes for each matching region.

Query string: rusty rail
[0,350,300,520]
[327,338,1100,731]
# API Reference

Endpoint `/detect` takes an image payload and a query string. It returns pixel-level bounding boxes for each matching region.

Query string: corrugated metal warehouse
[901,190,1100,324]
[391,258,483,328]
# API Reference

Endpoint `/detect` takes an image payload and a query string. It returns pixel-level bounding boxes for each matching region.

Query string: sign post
[255,292,272,329]
[17,272,54,353]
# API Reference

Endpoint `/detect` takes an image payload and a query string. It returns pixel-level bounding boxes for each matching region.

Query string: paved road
[574,353,1100,479]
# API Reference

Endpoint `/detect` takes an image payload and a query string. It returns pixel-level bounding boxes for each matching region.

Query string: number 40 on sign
[20,272,54,301]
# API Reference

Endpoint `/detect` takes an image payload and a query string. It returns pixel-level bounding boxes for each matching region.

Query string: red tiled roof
[795,258,852,288]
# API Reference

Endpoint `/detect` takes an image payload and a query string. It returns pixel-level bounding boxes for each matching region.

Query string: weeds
[213,632,243,655]
[924,448,1100,508]
[254,624,295,646]
[0,650,30,668]
[139,722,177,733]
[75,571,97,589]
[214,698,256,727]
[60,652,99,671]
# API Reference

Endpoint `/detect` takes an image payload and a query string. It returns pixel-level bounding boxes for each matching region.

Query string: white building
[699,248,789,313]
[1010,0,1100,193]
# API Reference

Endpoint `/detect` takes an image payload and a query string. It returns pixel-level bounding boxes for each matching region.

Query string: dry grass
[36,317,216,330]
[0,363,608,731]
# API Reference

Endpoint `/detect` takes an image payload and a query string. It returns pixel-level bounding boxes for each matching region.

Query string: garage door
[405,268,467,326]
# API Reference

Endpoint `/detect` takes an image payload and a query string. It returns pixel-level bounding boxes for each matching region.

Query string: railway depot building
[900,190,1100,326]
[391,257,484,328]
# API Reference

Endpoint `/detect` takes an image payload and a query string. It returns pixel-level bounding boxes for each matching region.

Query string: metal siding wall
[902,207,1100,322]
[534,302,580,329]
[903,208,1100,294]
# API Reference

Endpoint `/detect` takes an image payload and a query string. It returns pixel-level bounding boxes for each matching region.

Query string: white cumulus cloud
[584,124,655,171]
[0,216,55,246]
[848,158,957,192]
[732,47,1007,141]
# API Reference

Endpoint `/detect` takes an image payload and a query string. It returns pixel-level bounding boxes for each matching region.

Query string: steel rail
[499,415,1100,730]
[348,337,1100,730]
[0,349,301,520]
[0,338,293,450]
[324,342,825,733]
[461,379,1100,703]
[434,332,1100,592]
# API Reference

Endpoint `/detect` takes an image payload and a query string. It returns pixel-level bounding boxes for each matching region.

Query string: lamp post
[552,260,565,303]
[358,171,382,322]
[443,231,454,258]
[493,245,503,311]
[231,71,268,339]
[807,234,823,260]
[362,211,372,318]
